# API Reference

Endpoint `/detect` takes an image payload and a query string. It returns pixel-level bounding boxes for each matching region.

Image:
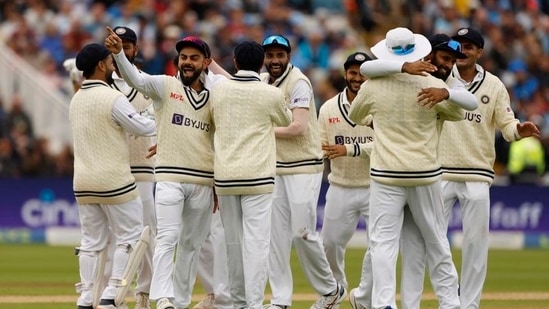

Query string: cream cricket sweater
[69,80,138,204]
[154,77,214,185]
[210,71,291,195]
[260,65,324,175]
[319,90,374,187]
[349,73,464,186]
[112,79,154,182]
[440,66,521,184]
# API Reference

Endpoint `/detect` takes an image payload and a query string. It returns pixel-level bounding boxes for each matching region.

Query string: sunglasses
[263,35,290,48]
[434,40,462,52]
[391,44,415,55]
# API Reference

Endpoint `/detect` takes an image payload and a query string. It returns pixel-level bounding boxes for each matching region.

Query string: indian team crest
[481,95,489,104]
[115,28,127,35]
[354,54,366,61]
[457,28,469,36]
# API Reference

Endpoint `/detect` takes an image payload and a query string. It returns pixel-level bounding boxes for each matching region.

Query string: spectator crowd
[0,0,548,183]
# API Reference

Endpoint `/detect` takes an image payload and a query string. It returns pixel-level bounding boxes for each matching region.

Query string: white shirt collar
[451,63,485,86]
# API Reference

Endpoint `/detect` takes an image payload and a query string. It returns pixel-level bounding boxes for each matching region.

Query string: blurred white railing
[0,43,72,154]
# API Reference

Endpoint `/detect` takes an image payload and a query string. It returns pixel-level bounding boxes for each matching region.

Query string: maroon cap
[175,36,211,58]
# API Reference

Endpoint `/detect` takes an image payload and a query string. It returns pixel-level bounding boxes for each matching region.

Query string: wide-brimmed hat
[370,27,431,62]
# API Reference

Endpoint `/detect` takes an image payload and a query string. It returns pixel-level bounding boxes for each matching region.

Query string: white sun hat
[370,27,432,62]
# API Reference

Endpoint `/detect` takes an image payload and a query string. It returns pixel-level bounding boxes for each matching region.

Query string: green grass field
[0,245,547,309]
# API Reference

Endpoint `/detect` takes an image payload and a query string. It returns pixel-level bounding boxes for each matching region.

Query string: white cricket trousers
[150,182,213,305]
[367,179,459,309]
[76,198,143,307]
[399,181,489,309]
[188,212,232,309]
[269,173,337,307]
[444,181,490,309]
[218,194,272,309]
[136,181,156,295]
[321,184,370,289]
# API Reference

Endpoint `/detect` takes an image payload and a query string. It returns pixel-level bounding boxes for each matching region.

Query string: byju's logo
[172,113,184,125]
[335,136,344,145]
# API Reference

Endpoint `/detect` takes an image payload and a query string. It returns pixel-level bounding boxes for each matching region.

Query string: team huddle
[68,24,540,309]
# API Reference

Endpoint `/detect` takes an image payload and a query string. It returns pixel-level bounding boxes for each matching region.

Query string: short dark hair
[234,41,264,72]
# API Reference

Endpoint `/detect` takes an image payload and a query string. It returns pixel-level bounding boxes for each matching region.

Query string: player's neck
[458,65,478,83]
[345,88,357,103]
[190,80,205,92]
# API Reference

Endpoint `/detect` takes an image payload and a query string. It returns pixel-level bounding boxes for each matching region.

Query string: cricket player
[318,51,374,291]
[210,41,291,309]
[106,28,216,309]
[348,27,462,309]
[110,26,156,309]
[261,34,346,309]
[355,33,479,309]
[440,28,539,309]
[70,43,156,309]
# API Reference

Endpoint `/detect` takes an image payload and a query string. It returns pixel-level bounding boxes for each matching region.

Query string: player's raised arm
[105,26,164,102]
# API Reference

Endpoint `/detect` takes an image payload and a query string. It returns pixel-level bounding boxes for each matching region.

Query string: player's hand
[402,60,437,76]
[418,87,449,109]
[517,121,541,138]
[105,26,123,53]
[146,144,157,159]
[322,144,346,159]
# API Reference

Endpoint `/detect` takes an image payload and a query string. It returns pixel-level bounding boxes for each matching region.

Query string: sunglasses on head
[263,35,290,48]
[391,44,415,55]
[434,40,462,52]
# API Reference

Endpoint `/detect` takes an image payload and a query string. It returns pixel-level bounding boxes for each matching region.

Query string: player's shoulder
[422,74,448,87]
[483,70,505,84]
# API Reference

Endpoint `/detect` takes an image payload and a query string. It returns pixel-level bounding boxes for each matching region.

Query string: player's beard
[431,59,452,81]
[105,68,116,85]
[266,61,288,79]
[179,66,202,86]
[106,72,115,85]
[345,78,361,95]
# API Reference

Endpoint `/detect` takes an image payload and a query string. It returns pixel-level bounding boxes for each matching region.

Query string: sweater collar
[80,80,111,89]
[232,70,261,81]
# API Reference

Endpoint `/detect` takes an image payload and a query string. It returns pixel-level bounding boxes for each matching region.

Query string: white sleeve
[112,96,156,136]
[112,50,164,102]
[360,59,405,78]
[446,77,479,111]
[289,79,312,109]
